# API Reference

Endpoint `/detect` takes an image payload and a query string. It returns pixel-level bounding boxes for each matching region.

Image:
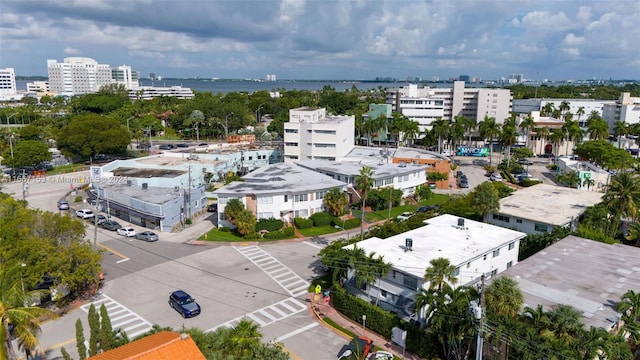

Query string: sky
[1,0,639,81]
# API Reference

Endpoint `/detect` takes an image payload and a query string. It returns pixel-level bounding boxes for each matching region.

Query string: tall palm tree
[230,319,262,357]
[576,106,586,127]
[501,121,519,167]
[558,101,571,117]
[550,128,565,156]
[402,119,420,147]
[587,118,610,140]
[449,117,466,162]
[562,119,582,156]
[613,121,628,148]
[541,102,555,117]
[603,172,640,223]
[478,115,501,165]
[519,114,536,151]
[430,117,449,154]
[1,264,57,360]
[355,166,374,240]
[423,257,457,293]
[456,115,476,146]
[617,289,640,347]
[535,126,550,155]
[484,277,524,320]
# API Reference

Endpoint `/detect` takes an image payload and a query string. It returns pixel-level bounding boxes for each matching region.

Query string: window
[316,191,326,200]
[507,261,513,268]
[380,290,387,298]
[284,195,288,202]
[285,129,298,133]
[508,242,515,250]
[294,209,308,217]
[403,276,418,290]
[492,214,510,223]
[516,219,522,224]
[491,269,498,276]
[257,212,273,219]
[535,223,548,232]
[493,249,500,257]
[466,262,470,268]
[294,194,308,202]
[454,267,460,276]
[257,197,273,204]
[483,255,487,261]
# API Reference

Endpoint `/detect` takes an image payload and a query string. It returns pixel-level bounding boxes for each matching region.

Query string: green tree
[1,140,51,168]
[57,114,131,159]
[535,126,550,155]
[87,304,100,356]
[603,172,640,223]
[60,346,73,360]
[500,120,519,167]
[519,114,536,151]
[1,263,57,360]
[424,257,457,293]
[413,184,433,202]
[549,128,565,156]
[613,120,628,148]
[323,187,348,216]
[17,125,41,141]
[224,198,245,224]
[586,113,610,140]
[485,277,524,320]
[355,166,374,240]
[99,304,115,351]
[235,209,257,235]
[75,318,87,360]
[478,115,500,165]
[430,117,449,154]
[470,182,500,222]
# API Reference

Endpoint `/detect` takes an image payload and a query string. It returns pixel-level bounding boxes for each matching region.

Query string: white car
[489,173,503,181]
[374,351,394,360]
[75,209,94,219]
[396,212,414,221]
[117,227,136,237]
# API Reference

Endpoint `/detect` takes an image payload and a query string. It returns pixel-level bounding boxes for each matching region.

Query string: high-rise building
[112,65,140,89]
[508,74,524,84]
[603,92,640,129]
[47,57,113,94]
[386,81,512,128]
[0,68,17,95]
[265,74,277,81]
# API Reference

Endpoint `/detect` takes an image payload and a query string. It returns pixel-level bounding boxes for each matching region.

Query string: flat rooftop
[95,182,183,206]
[497,184,603,226]
[295,159,427,178]
[214,162,346,196]
[111,167,186,178]
[349,214,526,279]
[494,235,640,330]
[344,146,447,162]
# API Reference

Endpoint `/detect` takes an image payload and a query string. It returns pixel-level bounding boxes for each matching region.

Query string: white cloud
[519,11,573,31]
[576,6,592,23]
[563,48,580,57]
[563,33,585,46]
[64,47,81,55]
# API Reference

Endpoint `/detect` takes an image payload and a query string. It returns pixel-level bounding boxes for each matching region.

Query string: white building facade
[284,107,355,162]
[386,81,512,127]
[0,68,17,95]
[603,92,640,128]
[513,98,614,126]
[47,57,113,94]
[112,65,140,89]
[26,81,50,93]
[129,86,195,100]
[343,215,526,320]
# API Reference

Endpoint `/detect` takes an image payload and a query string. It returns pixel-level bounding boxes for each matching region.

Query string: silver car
[135,231,158,242]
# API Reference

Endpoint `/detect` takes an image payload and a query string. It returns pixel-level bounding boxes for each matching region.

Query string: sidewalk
[307,293,423,360]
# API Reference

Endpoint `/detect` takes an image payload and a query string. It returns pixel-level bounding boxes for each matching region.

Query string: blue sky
[1,0,639,81]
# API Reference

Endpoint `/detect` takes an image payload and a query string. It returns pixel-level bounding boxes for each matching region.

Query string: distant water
[15,79,464,94]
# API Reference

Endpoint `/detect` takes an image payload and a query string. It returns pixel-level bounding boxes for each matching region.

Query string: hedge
[256,218,284,232]
[294,217,314,229]
[309,212,334,227]
[343,218,361,229]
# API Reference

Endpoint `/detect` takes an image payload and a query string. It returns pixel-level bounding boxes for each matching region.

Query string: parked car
[489,173,503,181]
[94,214,107,224]
[416,205,439,213]
[459,180,470,188]
[373,351,394,360]
[198,143,208,147]
[337,336,374,359]
[396,212,414,221]
[100,221,122,231]
[169,290,201,318]
[207,203,218,212]
[176,143,189,148]
[511,168,524,175]
[135,231,159,242]
[158,144,171,150]
[57,199,69,210]
[75,209,94,219]
[518,158,533,165]
[117,227,136,237]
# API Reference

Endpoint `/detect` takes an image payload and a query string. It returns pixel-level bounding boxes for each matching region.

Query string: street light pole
[255,103,265,123]
[9,133,14,163]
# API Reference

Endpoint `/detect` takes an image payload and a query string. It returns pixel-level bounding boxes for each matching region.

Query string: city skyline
[1,0,639,81]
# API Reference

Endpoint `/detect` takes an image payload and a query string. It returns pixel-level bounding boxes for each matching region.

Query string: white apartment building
[112,65,140,89]
[603,92,640,128]
[343,214,526,320]
[386,81,512,128]
[0,68,17,95]
[284,107,355,162]
[47,57,113,94]
[213,162,347,227]
[129,86,195,100]
[513,98,614,126]
[26,81,50,93]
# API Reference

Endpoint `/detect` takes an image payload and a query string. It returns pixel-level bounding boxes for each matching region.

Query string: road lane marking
[97,243,129,260]
[276,322,319,342]
[116,258,130,264]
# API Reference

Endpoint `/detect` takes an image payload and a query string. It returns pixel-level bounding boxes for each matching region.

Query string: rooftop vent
[458,218,465,227]
[142,183,148,190]
[405,238,413,252]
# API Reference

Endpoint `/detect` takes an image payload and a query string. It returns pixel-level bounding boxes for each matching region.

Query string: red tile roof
[87,331,205,360]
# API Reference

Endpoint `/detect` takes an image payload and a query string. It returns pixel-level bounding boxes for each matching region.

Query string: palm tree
[230,319,262,357]
[583,177,595,191]
[355,166,374,240]
[541,102,555,117]
[545,305,584,346]
[613,121,628,148]
[617,290,640,348]
[485,277,524,320]
[449,117,466,162]
[535,126,550,155]
[550,128,565,156]
[430,117,449,154]
[402,120,420,147]
[456,115,476,146]
[478,115,501,166]
[562,119,582,156]
[519,114,536,151]
[603,172,640,223]
[501,121,519,167]
[1,263,58,360]
[576,106,586,127]
[423,257,457,293]
[323,187,348,216]
[558,101,570,117]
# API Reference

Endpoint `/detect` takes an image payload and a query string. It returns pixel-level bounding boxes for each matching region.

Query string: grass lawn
[198,228,245,242]
[47,164,90,175]
[298,225,340,237]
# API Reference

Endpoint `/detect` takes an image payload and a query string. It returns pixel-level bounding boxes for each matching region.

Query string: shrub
[74,196,83,203]
[262,228,295,240]
[243,232,261,240]
[294,217,313,229]
[256,218,284,232]
[185,218,192,225]
[219,227,231,232]
[309,212,333,227]
[282,227,295,236]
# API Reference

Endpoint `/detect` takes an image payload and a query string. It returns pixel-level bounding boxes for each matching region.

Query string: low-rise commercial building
[344,214,526,320]
[493,235,640,331]
[487,184,604,235]
[555,156,611,191]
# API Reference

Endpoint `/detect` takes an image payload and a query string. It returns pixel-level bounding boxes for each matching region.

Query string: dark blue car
[169,290,201,318]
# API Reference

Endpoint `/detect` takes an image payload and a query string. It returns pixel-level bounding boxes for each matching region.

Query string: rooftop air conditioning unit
[142,183,148,190]
[458,218,465,227]
[405,238,413,252]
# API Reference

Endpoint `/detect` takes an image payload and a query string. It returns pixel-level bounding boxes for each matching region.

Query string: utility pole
[187,164,192,222]
[93,188,100,245]
[475,274,486,360]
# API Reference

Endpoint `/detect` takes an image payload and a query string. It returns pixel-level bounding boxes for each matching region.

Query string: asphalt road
[4,171,350,360]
